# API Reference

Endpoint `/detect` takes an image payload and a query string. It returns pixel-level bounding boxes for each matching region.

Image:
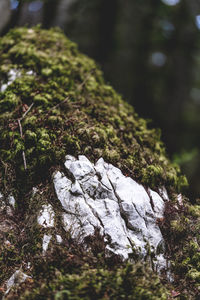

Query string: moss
[0,92,20,113]
[187,269,200,282]
[0,26,195,299]
[160,198,200,298]
[0,26,187,195]
[6,263,169,300]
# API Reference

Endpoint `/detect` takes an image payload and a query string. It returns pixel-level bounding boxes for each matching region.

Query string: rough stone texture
[37,204,55,228]
[53,155,167,270]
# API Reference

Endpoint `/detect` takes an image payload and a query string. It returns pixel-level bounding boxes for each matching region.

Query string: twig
[17,119,23,138]
[77,69,95,91]
[21,102,34,120]
[17,103,34,171]
[31,97,70,118]
[18,119,27,170]
[48,96,69,112]
[22,151,27,170]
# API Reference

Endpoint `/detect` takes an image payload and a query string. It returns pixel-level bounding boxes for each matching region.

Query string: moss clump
[6,263,169,300]
[0,26,194,299]
[160,199,200,298]
[0,26,187,194]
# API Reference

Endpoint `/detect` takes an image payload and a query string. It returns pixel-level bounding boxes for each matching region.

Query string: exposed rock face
[0,154,168,298]
[53,155,167,269]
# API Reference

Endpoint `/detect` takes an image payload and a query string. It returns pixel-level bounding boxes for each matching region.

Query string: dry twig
[17,103,34,170]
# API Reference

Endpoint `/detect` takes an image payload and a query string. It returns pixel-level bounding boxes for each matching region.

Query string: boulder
[0,27,199,299]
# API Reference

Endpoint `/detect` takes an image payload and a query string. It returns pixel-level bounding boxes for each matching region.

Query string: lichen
[0,26,187,196]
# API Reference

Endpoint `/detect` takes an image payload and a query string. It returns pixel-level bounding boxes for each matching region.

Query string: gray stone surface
[53,155,168,270]
[4,270,31,297]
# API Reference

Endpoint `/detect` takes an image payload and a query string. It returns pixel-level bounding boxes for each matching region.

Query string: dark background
[1,0,200,199]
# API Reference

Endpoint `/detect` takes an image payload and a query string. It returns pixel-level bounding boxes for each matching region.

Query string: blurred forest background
[0,0,199,200]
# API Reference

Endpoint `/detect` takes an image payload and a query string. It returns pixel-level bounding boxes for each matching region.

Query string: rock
[4,270,31,297]
[0,27,197,299]
[42,234,52,253]
[54,155,166,270]
[37,204,55,228]
[8,194,15,209]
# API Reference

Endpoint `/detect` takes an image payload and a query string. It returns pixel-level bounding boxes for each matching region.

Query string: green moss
[187,269,200,282]
[0,92,20,113]
[188,204,200,218]
[6,264,169,300]
[0,26,195,299]
[160,198,200,298]
[0,26,187,194]
[33,94,49,106]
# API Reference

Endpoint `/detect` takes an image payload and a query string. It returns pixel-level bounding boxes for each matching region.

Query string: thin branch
[22,151,27,170]
[21,102,34,120]
[77,69,95,91]
[48,96,69,112]
[17,118,27,171]
[18,102,34,171]
[18,119,23,138]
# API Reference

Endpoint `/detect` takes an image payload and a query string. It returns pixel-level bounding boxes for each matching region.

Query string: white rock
[5,270,31,296]
[65,159,95,180]
[1,69,20,92]
[53,171,72,211]
[26,70,34,76]
[27,262,31,269]
[56,235,63,243]
[0,192,5,209]
[42,234,52,253]
[0,192,3,201]
[32,187,39,196]
[8,194,15,208]
[177,194,183,205]
[158,186,169,201]
[37,204,55,228]
[149,189,165,218]
[6,206,13,216]
[53,155,167,270]
[1,69,35,92]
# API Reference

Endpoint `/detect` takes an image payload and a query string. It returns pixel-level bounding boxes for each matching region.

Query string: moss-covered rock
[0,26,187,194]
[0,27,199,299]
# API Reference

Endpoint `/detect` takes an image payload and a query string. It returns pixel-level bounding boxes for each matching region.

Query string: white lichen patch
[53,155,168,271]
[42,234,52,253]
[37,204,55,228]
[4,270,31,296]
